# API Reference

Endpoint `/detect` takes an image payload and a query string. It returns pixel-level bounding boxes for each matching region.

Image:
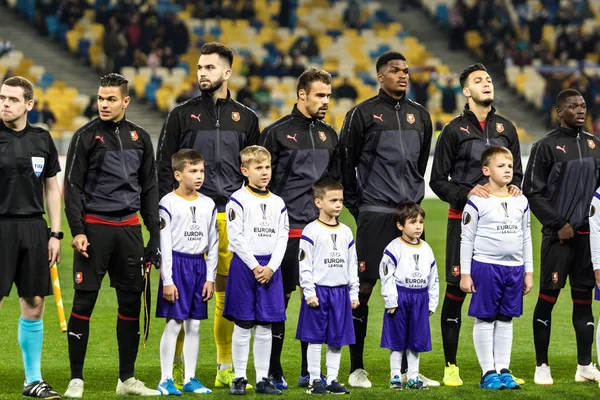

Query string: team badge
[452,265,460,276]
[130,130,139,141]
[75,272,83,284]
[160,217,167,230]
[299,249,306,262]
[232,112,240,122]
[407,113,415,124]
[552,272,558,283]
[588,139,596,149]
[228,209,236,221]
[382,262,388,276]
[319,131,327,141]
[359,261,366,273]
[462,212,471,225]
[496,123,504,133]
[31,157,44,177]
[591,205,596,218]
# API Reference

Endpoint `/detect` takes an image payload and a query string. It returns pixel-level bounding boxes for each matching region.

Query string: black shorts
[73,223,145,292]
[0,217,52,298]
[281,237,300,293]
[540,234,594,290]
[445,217,462,285]
[356,211,399,282]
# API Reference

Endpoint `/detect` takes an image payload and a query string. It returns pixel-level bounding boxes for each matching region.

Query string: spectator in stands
[41,102,56,128]
[58,0,84,29]
[27,102,40,125]
[344,0,361,29]
[207,0,222,18]
[131,48,147,69]
[125,13,142,51]
[162,46,178,70]
[146,46,163,70]
[103,20,127,74]
[175,83,195,104]
[240,0,256,20]
[448,0,467,50]
[593,94,600,135]
[279,0,291,28]
[236,83,254,108]
[113,48,131,76]
[528,4,549,45]
[288,56,306,78]
[241,53,259,78]
[84,96,98,120]
[166,14,189,56]
[290,36,320,59]
[95,3,110,25]
[254,79,271,117]
[335,77,358,101]
[410,73,431,107]
[433,75,461,114]
[139,15,158,54]
[221,0,239,19]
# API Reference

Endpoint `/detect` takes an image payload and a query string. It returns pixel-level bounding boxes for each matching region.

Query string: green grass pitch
[1,199,600,399]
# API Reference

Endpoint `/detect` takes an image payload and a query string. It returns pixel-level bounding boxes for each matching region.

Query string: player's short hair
[172,149,204,172]
[481,145,513,167]
[376,51,406,72]
[297,67,332,96]
[556,89,583,107]
[200,42,234,67]
[240,145,271,167]
[3,76,34,102]
[100,73,129,96]
[394,201,425,227]
[312,177,343,200]
[459,63,487,88]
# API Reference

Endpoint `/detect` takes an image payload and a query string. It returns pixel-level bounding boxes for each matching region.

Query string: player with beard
[339,52,434,388]
[156,42,260,390]
[429,63,523,386]
[259,68,339,389]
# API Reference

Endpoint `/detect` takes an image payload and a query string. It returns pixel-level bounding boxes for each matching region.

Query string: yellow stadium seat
[133,75,150,97]
[90,24,105,43]
[89,44,103,68]
[515,73,528,94]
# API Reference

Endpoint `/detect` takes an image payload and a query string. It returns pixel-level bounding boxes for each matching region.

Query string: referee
[63,73,160,398]
[0,76,62,399]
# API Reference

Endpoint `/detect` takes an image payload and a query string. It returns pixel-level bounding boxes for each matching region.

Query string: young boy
[156,149,218,395]
[589,186,600,387]
[296,178,359,395]
[460,146,533,390]
[379,201,439,390]
[223,145,288,396]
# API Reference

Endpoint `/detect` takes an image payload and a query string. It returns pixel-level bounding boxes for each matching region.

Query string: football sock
[19,317,43,384]
[441,284,465,365]
[214,291,233,366]
[232,324,251,379]
[254,324,272,384]
[116,290,141,382]
[349,302,368,372]
[406,350,420,381]
[301,341,309,376]
[401,351,408,374]
[68,289,99,380]
[493,319,513,372]
[572,289,594,365]
[160,319,182,382]
[269,321,284,376]
[473,319,495,375]
[390,350,402,379]
[307,343,322,384]
[533,289,559,365]
[326,346,341,385]
[183,319,200,384]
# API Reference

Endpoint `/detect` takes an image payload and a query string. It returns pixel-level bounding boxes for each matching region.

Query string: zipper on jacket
[214,103,222,196]
[394,102,406,155]
[308,121,318,178]
[485,118,490,146]
[114,126,130,206]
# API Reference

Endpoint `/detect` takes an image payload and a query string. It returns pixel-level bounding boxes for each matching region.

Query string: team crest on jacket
[130,130,139,141]
[452,265,460,276]
[462,212,471,225]
[406,113,415,124]
[588,139,596,149]
[75,272,83,284]
[552,271,558,283]
[231,112,240,122]
[31,157,44,177]
[319,131,327,141]
[359,261,366,273]
[496,123,504,133]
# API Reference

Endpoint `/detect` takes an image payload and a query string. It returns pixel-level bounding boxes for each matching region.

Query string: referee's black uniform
[0,120,60,298]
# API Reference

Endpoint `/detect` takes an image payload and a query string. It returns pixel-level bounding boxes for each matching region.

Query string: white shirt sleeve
[205,205,219,282]
[348,237,359,301]
[299,233,316,299]
[266,205,289,272]
[380,247,399,309]
[460,198,480,274]
[590,193,600,270]
[159,202,174,286]
[226,197,260,270]
[428,249,439,312]
[522,200,534,273]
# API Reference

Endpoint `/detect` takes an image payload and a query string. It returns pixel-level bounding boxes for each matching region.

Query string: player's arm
[589,192,600,288]
[429,124,471,209]
[265,205,289,274]
[139,134,161,267]
[45,136,62,266]
[259,125,279,187]
[522,200,534,295]
[156,110,182,199]
[159,203,177,303]
[326,130,341,181]
[379,248,398,312]
[299,233,318,306]
[507,122,523,189]
[418,110,433,178]
[64,129,89,237]
[348,236,359,309]
[459,198,479,293]
[246,111,261,146]
[226,197,260,271]
[203,205,218,300]
[427,256,440,313]
[339,107,365,220]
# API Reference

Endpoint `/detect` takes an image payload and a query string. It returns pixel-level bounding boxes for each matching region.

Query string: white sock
[160,319,182,382]
[390,350,403,379]
[407,350,420,381]
[183,319,201,384]
[325,346,342,385]
[254,324,272,384]
[307,343,322,384]
[218,363,232,370]
[494,320,513,372]
[232,324,252,380]
[473,319,495,375]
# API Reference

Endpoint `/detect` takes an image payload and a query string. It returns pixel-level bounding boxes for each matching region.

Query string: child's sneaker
[270,373,288,390]
[157,379,182,396]
[307,379,327,395]
[229,377,248,395]
[480,373,506,390]
[389,375,403,390]
[256,378,282,395]
[183,377,212,394]
[406,377,428,390]
[326,380,350,394]
[443,363,463,387]
[499,372,521,390]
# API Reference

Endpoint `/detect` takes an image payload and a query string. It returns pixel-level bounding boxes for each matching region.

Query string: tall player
[156,42,260,389]
[339,51,433,388]
[260,67,339,388]
[430,63,523,386]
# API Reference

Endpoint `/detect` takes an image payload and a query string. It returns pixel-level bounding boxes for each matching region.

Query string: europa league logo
[331,234,338,251]
[190,206,197,223]
[501,202,509,218]
[260,203,267,220]
[413,254,420,271]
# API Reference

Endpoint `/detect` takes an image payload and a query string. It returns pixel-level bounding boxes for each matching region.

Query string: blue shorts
[468,260,524,319]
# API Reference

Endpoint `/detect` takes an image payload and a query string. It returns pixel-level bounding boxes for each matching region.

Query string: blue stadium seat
[45,16,59,38]
[78,39,91,59]
[145,81,160,104]
[209,26,222,39]
[250,19,263,30]
[176,61,189,74]
[326,29,343,40]
[58,23,70,42]
[436,4,449,28]
[39,73,55,90]
[193,27,205,37]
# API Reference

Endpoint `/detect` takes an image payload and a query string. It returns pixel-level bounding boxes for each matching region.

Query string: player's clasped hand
[558,222,574,244]
[253,265,273,284]
[460,274,476,293]
[163,284,178,303]
[307,296,319,307]
[71,234,90,258]
[468,183,492,199]
[202,281,214,301]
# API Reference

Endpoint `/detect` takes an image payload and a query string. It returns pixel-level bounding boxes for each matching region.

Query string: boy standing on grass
[155,149,217,395]
[460,146,533,390]
[223,145,288,396]
[296,178,359,395]
[379,201,439,391]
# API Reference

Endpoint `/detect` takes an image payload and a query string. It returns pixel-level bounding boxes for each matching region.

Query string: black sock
[269,321,285,376]
[301,341,309,376]
[533,290,559,365]
[572,289,594,366]
[116,290,142,382]
[349,303,369,373]
[401,351,408,374]
[441,285,465,365]
[68,313,90,380]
